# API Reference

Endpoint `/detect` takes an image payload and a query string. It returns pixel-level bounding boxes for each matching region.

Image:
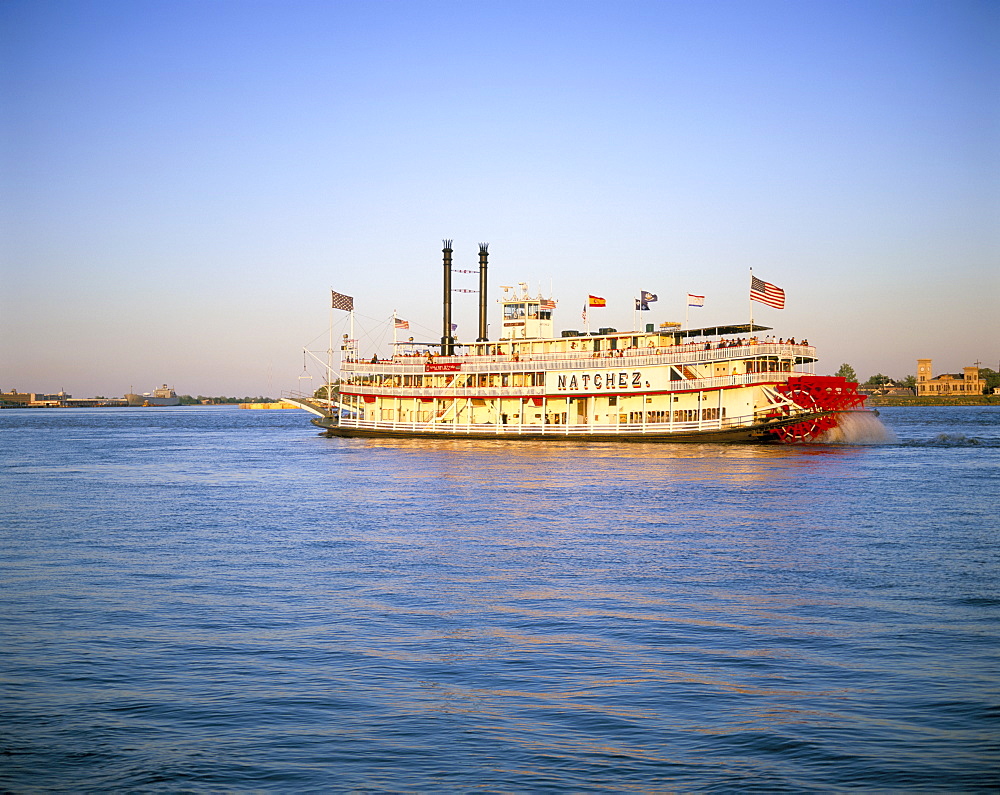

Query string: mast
[327,296,333,403]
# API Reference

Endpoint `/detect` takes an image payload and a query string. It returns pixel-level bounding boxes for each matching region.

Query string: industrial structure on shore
[0,390,127,408]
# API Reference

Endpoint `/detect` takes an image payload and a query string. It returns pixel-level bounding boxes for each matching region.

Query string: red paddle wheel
[770,375,868,443]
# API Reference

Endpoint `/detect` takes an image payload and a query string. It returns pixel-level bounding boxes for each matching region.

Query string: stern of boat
[762,375,869,443]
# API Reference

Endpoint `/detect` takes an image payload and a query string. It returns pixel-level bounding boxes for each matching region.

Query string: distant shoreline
[865,396,998,407]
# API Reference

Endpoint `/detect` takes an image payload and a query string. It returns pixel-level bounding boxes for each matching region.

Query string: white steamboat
[293,242,867,443]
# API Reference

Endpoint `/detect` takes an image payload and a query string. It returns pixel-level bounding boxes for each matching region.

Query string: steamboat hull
[311,409,846,444]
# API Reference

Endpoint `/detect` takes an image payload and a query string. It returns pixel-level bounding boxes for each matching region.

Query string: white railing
[341,370,795,399]
[343,343,816,375]
[328,413,773,437]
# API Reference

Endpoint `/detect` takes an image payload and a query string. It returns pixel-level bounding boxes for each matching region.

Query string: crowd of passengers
[351,336,809,363]
[711,336,806,347]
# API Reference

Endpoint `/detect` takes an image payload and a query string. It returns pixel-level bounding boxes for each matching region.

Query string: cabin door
[576,397,588,424]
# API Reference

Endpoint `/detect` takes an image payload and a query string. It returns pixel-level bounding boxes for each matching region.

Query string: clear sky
[2,0,997,397]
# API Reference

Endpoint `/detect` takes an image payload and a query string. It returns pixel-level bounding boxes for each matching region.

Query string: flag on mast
[635,290,657,310]
[588,295,606,307]
[750,276,785,309]
[331,290,354,311]
[394,317,409,330]
[687,294,705,307]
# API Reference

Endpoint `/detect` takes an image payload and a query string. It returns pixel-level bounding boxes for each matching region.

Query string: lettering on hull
[556,371,642,392]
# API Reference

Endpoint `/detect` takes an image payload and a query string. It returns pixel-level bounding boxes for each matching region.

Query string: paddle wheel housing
[770,375,868,443]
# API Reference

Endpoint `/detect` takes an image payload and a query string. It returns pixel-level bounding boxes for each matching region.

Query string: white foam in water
[932,433,981,446]
[815,411,898,445]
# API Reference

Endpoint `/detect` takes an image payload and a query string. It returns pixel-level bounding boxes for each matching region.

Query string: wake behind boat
[287,242,869,443]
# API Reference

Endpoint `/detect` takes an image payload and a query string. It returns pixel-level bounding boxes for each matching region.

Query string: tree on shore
[865,374,893,387]
[835,363,858,382]
[178,395,276,404]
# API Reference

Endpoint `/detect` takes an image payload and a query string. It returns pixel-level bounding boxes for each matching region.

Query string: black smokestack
[441,240,454,356]
[477,243,489,342]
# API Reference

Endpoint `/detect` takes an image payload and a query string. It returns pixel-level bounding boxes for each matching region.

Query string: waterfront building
[916,360,984,396]
[0,390,69,407]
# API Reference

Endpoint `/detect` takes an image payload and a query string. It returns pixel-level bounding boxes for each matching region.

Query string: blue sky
[2,0,997,397]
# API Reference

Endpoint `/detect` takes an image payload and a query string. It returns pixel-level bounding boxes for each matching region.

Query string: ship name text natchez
[287,241,869,443]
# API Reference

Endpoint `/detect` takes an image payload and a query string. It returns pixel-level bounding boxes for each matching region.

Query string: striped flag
[750,276,785,309]
[687,294,705,307]
[588,295,606,307]
[331,290,354,312]
[394,317,409,330]
[540,299,556,310]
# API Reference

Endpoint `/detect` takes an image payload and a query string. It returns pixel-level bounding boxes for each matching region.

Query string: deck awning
[673,323,771,340]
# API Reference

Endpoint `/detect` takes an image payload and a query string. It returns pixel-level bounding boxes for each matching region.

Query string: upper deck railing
[342,343,816,376]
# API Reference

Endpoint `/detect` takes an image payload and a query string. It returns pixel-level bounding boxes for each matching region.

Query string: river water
[2,406,997,792]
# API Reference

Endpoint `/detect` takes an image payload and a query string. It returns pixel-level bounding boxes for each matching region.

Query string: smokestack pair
[441,241,489,355]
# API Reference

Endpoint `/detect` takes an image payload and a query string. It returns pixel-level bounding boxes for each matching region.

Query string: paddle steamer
[293,242,867,443]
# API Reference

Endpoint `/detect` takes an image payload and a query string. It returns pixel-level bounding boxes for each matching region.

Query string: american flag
[750,276,785,309]
[331,290,354,312]
[394,317,409,330]
[540,299,556,310]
